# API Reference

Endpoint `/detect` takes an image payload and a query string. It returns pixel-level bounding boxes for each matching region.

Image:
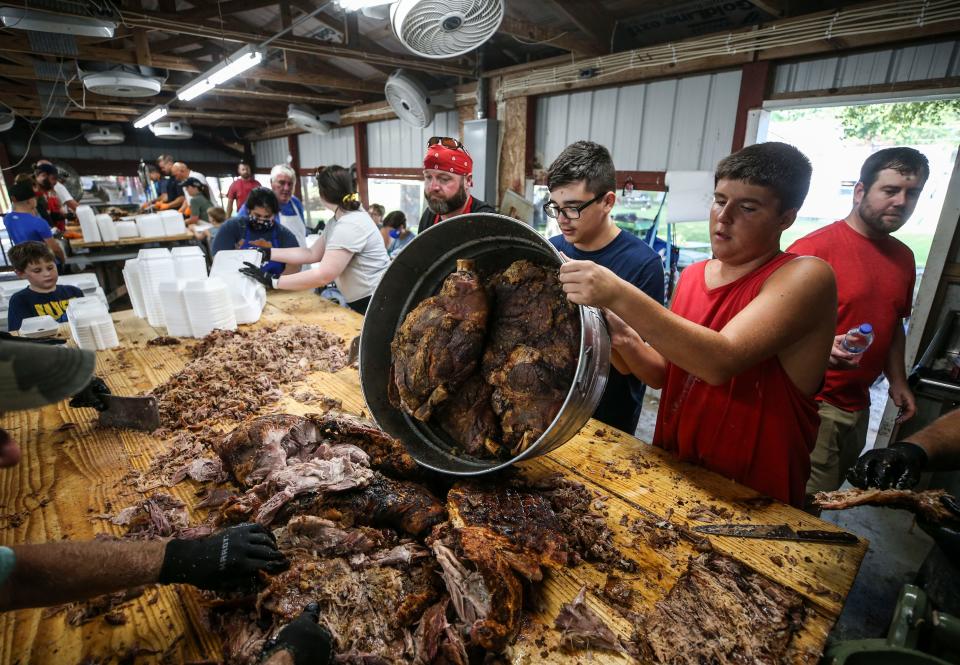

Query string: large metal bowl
[359,213,610,475]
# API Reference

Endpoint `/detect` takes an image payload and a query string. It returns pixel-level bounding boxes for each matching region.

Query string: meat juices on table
[389,258,490,422]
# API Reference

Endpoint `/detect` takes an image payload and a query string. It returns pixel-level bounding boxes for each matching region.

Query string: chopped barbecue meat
[638,553,806,664]
[151,325,347,428]
[435,374,500,457]
[146,335,181,346]
[275,515,391,555]
[282,472,446,537]
[814,488,960,526]
[390,259,490,422]
[447,483,574,578]
[413,597,469,665]
[307,412,424,480]
[214,414,322,488]
[432,528,523,652]
[217,609,269,665]
[554,586,624,653]
[106,494,189,539]
[219,443,374,526]
[50,587,146,627]
[258,546,441,659]
[602,575,633,609]
[481,260,580,456]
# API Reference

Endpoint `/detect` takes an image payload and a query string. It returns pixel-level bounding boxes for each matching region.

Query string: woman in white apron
[239,165,389,315]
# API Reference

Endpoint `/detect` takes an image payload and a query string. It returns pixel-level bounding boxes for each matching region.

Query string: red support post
[731,61,771,152]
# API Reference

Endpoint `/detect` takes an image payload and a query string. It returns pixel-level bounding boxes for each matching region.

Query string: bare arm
[560,256,836,392]
[902,409,960,469]
[603,309,666,388]
[226,196,235,218]
[45,237,65,263]
[380,227,392,250]
[884,321,917,423]
[276,249,352,291]
[270,236,325,266]
[0,539,165,611]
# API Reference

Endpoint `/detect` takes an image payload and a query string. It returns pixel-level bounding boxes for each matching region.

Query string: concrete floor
[633,380,934,642]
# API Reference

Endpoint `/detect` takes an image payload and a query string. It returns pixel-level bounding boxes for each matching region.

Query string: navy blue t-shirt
[211,217,299,256]
[551,229,665,435]
[7,284,84,332]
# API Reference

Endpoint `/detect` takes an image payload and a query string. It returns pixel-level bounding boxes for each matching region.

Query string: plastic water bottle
[841,323,874,354]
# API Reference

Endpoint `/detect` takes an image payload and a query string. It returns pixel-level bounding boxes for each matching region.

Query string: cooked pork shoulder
[214,414,321,488]
[282,472,447,537]
[482,260,580,455]
[435,374,501,457]
[390,259,490,422]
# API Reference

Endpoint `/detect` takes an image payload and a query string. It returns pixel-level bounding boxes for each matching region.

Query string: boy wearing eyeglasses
[418,137,496,232]
[558,142,837,508]
[545,141,665,436]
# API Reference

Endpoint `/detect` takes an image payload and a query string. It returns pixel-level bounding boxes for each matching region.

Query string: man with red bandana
[417,137,495,233]
[789,147,928,496]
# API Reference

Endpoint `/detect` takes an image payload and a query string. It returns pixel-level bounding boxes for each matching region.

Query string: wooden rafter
[544,0,616,55]
[499,15,603,57]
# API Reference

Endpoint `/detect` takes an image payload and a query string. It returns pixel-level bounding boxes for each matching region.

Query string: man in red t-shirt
[789,147,928,495]
[225,161,262,217]
[559,142,837,507]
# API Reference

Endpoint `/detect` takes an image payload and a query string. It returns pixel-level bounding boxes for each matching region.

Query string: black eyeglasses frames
[542,192,607,220]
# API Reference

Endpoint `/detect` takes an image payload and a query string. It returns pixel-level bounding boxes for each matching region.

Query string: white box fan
[287,105,340,135]
[83,124,125,145]
[0,111,13,132]
[150,120,193,140]
[384,70,454,128]
[82,71,162,98]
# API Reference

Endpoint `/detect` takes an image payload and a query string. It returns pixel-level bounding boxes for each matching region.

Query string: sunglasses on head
[427,136,469,154]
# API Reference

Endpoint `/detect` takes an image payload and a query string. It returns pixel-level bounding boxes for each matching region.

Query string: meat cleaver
[693,523,859,545]
[98,394,161,431]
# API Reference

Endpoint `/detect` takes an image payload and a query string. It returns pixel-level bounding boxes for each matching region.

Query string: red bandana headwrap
[424,145,473,176]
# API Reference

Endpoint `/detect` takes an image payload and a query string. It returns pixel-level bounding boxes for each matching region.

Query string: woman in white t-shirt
[238,165,390,314]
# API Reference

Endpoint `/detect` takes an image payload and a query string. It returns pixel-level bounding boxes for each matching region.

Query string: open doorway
[764,99,960,448]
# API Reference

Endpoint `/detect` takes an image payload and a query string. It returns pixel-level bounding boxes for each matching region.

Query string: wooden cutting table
[0,291,867,664]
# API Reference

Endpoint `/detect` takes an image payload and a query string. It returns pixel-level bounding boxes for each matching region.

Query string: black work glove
[69,376,111,411]
[252,245,271,263]
[240,262,276,290]
[846,442,928,490]
[260,603,333,665]
[159,523,288,591]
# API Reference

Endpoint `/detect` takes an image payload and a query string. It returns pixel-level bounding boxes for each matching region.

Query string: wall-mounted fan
[287,105,341,135]
[335,0,502,59]
[384,69,454,128]
[391,0,503,59]
[83,124,125,145]
[0,111,14,132]
[150,120,193,139]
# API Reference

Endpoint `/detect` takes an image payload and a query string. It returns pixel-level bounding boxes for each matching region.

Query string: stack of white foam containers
[209,250,266,324]
[183,277,237,337]
[136,213,165,238]
[137,248,175,327]
[67,296,119,350]
[172,246,207,281]
[122,259,148,318]
[159,210,187,236]
[158,280,193,337]
[95,214,119,242]
[116,220,138,238]
[76,205,101,243]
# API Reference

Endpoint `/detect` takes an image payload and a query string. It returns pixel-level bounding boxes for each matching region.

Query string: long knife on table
[693,523,860,545]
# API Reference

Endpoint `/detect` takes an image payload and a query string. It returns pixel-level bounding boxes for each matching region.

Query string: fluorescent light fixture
[176,44,264,102]
[0,6,116,38]
[336,0,392,9]
[133,106,168,129]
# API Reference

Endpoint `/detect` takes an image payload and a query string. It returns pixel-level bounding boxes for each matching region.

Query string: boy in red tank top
[788,147,928,496]
[559,143,837,507]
